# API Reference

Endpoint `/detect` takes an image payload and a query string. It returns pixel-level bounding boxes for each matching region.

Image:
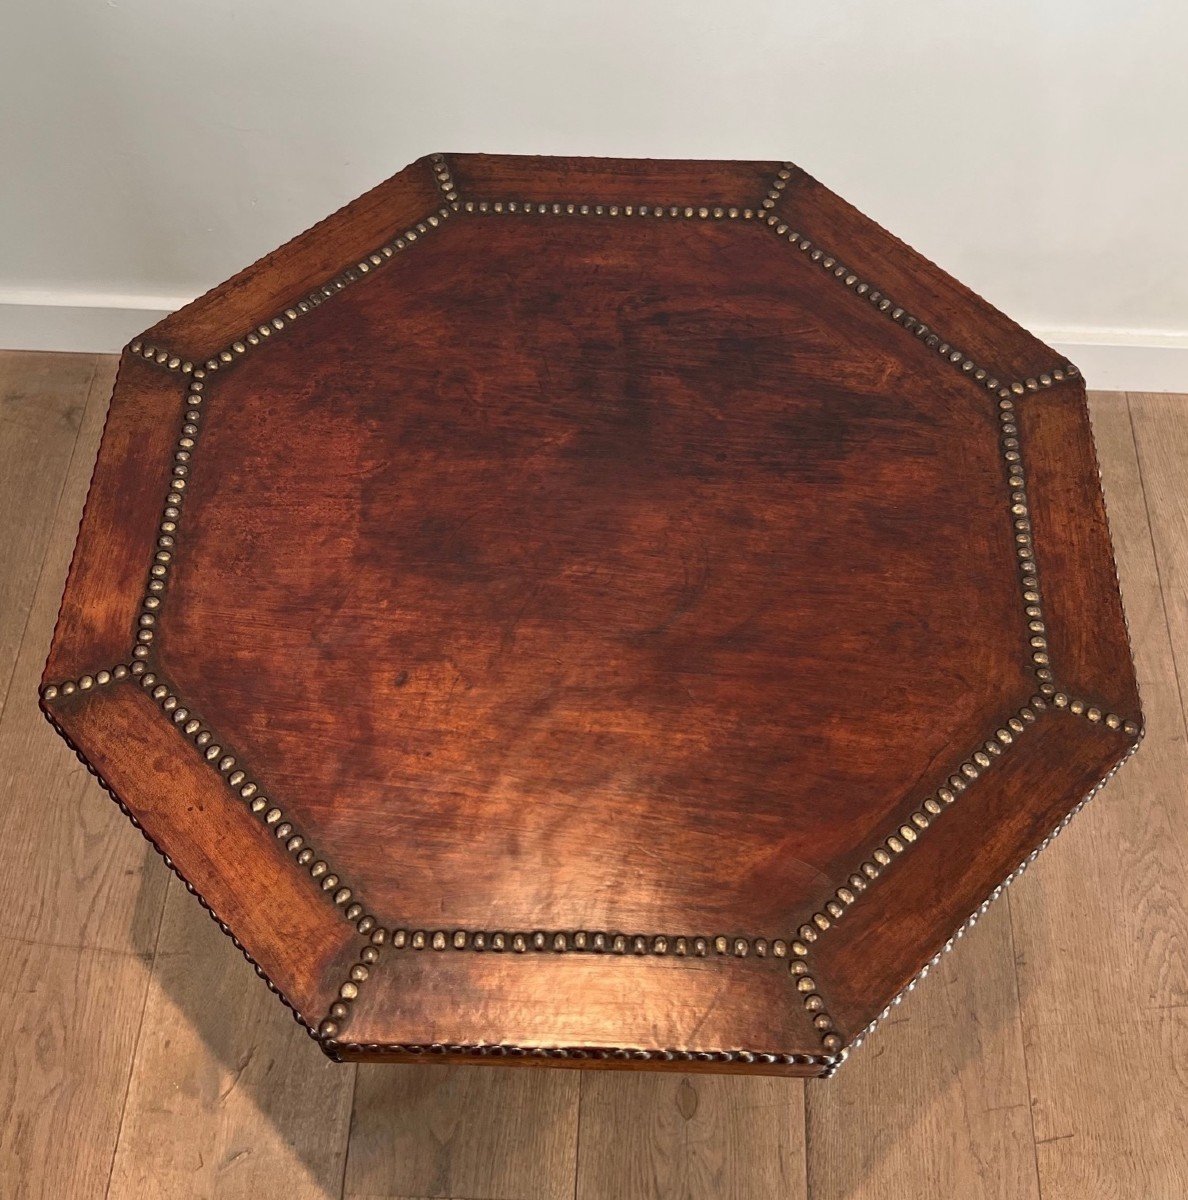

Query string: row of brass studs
[459,161,800,223]
[788,701,1048,961]
[385,928,792,957]
[125,343,196,374]
[463,198,765,220]
[105,163,1133,1063]
[760,164,794,211]
[996,394,1055,695]
[128,209,454,381]
[325,1040,836,1068]
[758,212,1078,398]
[839,733,1143,1069]
[42,664,131,700]
[454,181,1076,401]
[1054,692,1139,734]
[319,943,382,1039]
[429,152,458,202]
[131,666,381,935]
[788,957,844,1055]
[41,702,331,1041]
[130,373,208,661]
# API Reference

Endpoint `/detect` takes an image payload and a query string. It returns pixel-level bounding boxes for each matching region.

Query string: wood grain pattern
[1129,392,1188,727]
[344,950,819,1070]
[107,878,355,1200]
[449,153,779,208]
[343,1063,579,1200]
[0,354,172,1200]
[38,157,1142,1073]
[1,354,1182,1198]
[1006,394,1188,1200]
[804,903,1040,1200]
[575,1072,806,1200]
[0,351,95,716]
[769,170,1063,385]
[41,353,182,683]
[47,681,364,1024]
[1016,385,1142,717]
[1,940,155,1200]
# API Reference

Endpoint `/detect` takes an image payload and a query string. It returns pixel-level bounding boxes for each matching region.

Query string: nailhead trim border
[323,1039,836,1068]
[787,954,844,1057]
[463,198,765,221]
[996,394,1057,696]
[126,666,382,936]
[833,732,1143,1072]
[1053,691,1140,733]
[430,152,458,202]
[41,663,131,700]
[384,928,792,958]
[757,210,1079,399]
[128,208,455,381]
[129,374,207,661]
[43,152,1142,1067]
[38,699,334,1046]
[319,942,383,1040]
[788,700,1049,964]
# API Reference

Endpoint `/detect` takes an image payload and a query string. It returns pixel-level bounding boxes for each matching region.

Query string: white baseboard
[1040,329,1188,394]
[1,294,1186,393]
[0,291,185,356]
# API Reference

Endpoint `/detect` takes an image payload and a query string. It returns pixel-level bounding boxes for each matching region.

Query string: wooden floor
[1,349,1185,1200]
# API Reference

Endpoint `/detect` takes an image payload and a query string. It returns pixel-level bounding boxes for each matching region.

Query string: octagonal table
[40,154,1142,1077]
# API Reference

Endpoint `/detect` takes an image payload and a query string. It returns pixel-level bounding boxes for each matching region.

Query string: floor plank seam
[1127,393,1188,736]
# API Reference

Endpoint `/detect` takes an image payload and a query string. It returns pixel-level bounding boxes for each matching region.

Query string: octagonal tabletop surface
[41,154,1142,1076]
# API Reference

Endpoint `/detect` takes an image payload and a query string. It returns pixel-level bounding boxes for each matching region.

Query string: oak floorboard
[804,902,1039,1200]
[1007,392,1188,1200]
[0,353,172,1199]
[343,1063,579,1200]
[0,355,167,955]
[575,1071,806,1200]
[0,350,96,720]
[0,938,154,1199]
[1129,392,1188,730]
[106,878,356,1200]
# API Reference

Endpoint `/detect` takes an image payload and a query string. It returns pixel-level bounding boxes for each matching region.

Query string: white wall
[3,0,1186,389]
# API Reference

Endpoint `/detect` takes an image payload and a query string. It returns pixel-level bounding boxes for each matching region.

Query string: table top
[40,154,1142,1076]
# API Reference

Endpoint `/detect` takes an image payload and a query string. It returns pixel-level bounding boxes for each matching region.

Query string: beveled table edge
[38,153,1145,1075]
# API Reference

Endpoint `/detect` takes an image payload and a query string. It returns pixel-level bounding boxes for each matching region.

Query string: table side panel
[44,682,362,1025]
[809,708,1136,1036]
[43,353,179,683]
[771,170,1066,386]
[448,153,781,209]
[141,156,443,365]
[1018,386,1142,720]
[343,948,820,1063]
